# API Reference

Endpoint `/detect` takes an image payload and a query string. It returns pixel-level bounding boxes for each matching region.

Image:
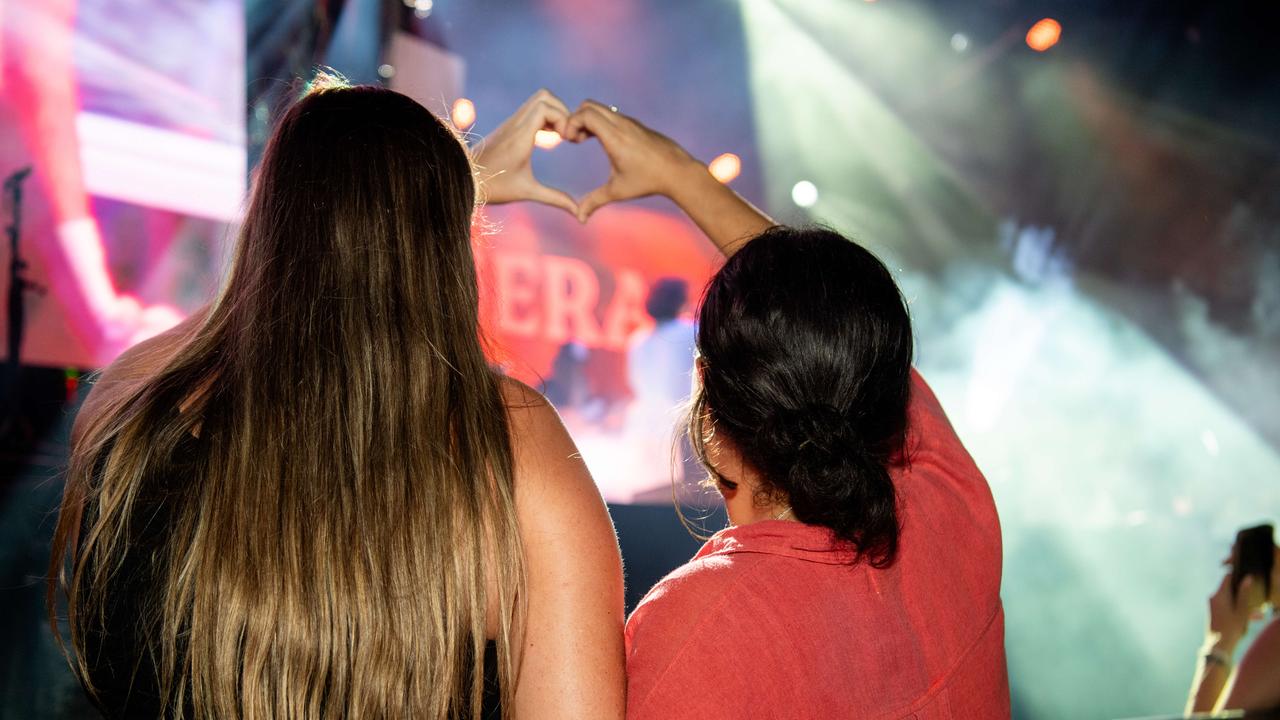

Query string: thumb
[528,182,579,216]
[1233,575,1255,610]
[577,184,614,224]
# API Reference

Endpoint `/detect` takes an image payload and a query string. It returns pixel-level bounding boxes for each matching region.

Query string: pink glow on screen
[1,0,244,367]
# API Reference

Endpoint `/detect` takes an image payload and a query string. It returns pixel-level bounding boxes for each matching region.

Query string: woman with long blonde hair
[48,80,625,720]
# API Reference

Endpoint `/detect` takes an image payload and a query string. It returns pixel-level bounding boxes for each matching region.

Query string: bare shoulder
[496,371,617,537]
[498,376,557,433]
[498,376,588,484]
[495,375,626,720]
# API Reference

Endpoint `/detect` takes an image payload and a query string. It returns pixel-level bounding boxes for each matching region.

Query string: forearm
[1187,664,1231,714]
[665,158,774,258]
[1186,639,1237,714]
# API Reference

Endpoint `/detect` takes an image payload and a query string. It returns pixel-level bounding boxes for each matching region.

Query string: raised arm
[565,100,774,257]
[1186,571,1279,714]
[502,379,626,720]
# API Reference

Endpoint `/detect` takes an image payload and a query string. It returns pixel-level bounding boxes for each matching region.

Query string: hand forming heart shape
[471,89,579,215]
[473,90,697,224]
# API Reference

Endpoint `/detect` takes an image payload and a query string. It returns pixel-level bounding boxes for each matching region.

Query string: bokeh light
[451,98,476,130]
[708,152,741,183]
[791,180,818,207]
[534,129,562,149]
[1026,18,1062,52]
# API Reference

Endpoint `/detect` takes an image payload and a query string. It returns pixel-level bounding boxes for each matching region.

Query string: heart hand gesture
[474,92,772,256]
[562,100,699,223]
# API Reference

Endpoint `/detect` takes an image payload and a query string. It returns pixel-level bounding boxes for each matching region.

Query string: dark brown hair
[690,226,913,567]
[49,77,522,719]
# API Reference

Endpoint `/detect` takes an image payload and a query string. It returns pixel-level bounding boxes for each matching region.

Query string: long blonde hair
[49,79,522,719]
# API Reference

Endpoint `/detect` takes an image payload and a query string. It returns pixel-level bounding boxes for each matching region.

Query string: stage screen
[0,0,245,369]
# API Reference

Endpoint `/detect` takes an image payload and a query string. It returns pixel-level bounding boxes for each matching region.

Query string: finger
[1213,572,1233,597]
[563,112,591,143]
[515,90,571,137]
[576,184,614,224]
[538,90,572,117]
[1234,575,1255,610]
[528,182,579,216]
[530,100,572,138]
[566,105,623,148]
[564,108,597,143]
[579,99,621,124]
[523,88,569,116]
[581,99,645,136]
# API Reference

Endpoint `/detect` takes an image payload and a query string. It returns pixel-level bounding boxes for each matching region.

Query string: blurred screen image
[0,0,245,368]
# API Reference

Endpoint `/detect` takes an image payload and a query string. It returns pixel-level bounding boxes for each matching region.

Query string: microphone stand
[2,167,44,444]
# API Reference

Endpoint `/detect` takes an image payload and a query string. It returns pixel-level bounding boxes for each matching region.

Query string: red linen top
[624,371,1009,720]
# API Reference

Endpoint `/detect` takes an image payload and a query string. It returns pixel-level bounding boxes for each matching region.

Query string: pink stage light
[78,112,247,222]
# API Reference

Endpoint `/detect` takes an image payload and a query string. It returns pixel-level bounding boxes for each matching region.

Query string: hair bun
[758,403,859,465]
[753,401,899,566]
[691,226,911,567]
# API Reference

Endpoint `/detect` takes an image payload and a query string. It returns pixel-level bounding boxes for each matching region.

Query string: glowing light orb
[1201,429,1220,457]
[534,129,562,149]
[451,98,476,130]
[791,180,818,208]
[951,33,970,52]
[708,153,741,184]
[1026,18,1061,52]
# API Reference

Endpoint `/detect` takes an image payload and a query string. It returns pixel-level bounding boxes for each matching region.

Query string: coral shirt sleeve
[624,560,756,720]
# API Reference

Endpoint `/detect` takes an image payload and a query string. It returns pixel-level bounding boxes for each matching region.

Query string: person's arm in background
[565,100,774,256]
[1186,574,1252,714]
[1186,570,1280,715]
[1219,543,1280,713]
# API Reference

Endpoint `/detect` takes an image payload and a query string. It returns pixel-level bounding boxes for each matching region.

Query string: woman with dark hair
[48,81,625,720]
[566,102,1010,718]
